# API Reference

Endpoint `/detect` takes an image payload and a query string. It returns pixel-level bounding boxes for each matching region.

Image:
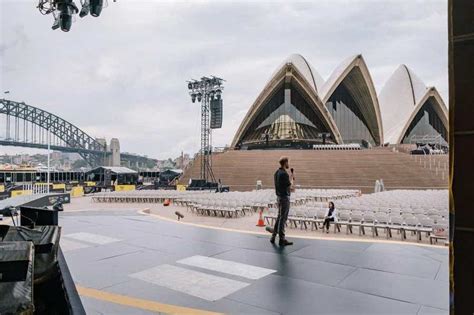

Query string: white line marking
[63,232,120,245]
[177,255,276,280]
[130,264,249,301]
[60,238,91,252]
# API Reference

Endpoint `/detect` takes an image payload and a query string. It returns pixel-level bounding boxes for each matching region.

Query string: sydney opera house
[231,54,448,150]
[181,54,448,192]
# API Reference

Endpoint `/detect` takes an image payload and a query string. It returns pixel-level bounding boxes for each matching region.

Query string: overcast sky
[1,0,448,159]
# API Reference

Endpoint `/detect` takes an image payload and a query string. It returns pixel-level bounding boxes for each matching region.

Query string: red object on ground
[256,209,265,227]
[163,199,170,206]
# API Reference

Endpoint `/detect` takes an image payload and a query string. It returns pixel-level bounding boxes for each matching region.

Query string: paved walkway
[60,202,448,314]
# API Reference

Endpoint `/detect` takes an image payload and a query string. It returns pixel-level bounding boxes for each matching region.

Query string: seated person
[323,201,338,233]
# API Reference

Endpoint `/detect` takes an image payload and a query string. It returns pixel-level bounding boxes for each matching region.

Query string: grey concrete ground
[60,206,448,315]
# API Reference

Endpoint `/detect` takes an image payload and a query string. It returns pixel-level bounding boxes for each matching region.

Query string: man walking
[270,156,294,246]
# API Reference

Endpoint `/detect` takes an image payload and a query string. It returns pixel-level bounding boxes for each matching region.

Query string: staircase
[179,149,448,193]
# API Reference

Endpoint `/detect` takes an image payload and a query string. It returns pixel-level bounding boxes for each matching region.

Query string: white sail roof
[231,54,340,147]
[269,54,325,93]
[379,65,430,144]
[319,55,360,101]
[319,54,384,145]
[393,87,448,144]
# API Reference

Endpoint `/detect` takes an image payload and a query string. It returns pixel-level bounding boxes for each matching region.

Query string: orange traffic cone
[256,209,265,227]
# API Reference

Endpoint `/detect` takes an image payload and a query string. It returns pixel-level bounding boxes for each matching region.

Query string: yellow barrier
[114,185,135,192]
[176,184,187,192]
[71,186,84,197]
[11,190,33,197]
[0,185,4,193]
[53,183,66,190]
[85,181,96,187]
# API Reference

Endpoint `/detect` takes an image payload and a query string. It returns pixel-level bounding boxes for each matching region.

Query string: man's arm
[290,174,295,192]
[284,172,295,192]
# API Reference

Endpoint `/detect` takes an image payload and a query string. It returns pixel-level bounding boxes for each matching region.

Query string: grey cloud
[1,0,447,159]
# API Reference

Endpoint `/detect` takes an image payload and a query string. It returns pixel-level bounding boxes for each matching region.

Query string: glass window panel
[402,98,447,144]
[326,83,375,146]
[239,83,334,147]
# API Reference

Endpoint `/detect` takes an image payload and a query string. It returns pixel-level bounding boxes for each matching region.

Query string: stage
[60,208,448,314]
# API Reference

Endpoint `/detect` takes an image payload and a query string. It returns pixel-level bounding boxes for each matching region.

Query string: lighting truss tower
[187,76,224,182]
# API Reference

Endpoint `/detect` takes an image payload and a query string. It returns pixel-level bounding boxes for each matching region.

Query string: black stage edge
[449,1,474,313]
[57,248,86,315]
[31,247,86,315]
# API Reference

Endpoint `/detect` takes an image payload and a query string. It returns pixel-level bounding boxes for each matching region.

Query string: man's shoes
[270,236,276,244]
[279,239,293,246]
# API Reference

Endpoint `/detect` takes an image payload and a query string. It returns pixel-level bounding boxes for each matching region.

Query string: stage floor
[60,208,448,315]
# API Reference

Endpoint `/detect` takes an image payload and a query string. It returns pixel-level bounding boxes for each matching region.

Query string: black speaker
[0,241,34,314]
[3,226,61,281]
[210,98,223,129]
[20,206,59,227]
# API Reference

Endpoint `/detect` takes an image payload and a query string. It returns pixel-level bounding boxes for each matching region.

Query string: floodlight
[197,93,202,102]
[79,1,90,17]
[59,12,73,32]
[90,0,103,17]
[56,0,78,32]
[52,17,61,30]
[191,93,196,103]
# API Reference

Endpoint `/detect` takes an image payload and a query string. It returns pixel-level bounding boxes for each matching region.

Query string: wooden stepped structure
[179,148,448,193]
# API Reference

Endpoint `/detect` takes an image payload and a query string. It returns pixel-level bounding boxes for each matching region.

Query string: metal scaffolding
[187,76,224,182]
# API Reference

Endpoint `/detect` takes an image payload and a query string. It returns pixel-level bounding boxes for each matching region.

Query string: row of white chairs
[339,190,447,210]
[91,190,208,203]
[265,206,448,243]
[178,189,360,218]
[186,200,250,218]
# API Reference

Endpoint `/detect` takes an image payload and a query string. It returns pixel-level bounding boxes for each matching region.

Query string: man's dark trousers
[273,196,290,240]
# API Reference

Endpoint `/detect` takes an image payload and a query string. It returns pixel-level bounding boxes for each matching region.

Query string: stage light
[185,75,224,181]
[38,0,115,31]
[52,18,61,30]
[90,0,103,17]
[54,0,79,32]
[79,0,90,17]
[59,14,72,32]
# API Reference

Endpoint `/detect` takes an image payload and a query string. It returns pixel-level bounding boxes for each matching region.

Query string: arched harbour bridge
[0,99,157,169]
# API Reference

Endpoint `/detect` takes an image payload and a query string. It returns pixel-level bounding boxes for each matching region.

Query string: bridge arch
[0,99,107,166]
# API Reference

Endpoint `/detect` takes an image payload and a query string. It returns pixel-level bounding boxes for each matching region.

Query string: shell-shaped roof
[379,65,429,144]
[318,54,384,145]
[270,54,325,93]
[319,54,360,100]
[231,55,341,148]
[393,86,448,144]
